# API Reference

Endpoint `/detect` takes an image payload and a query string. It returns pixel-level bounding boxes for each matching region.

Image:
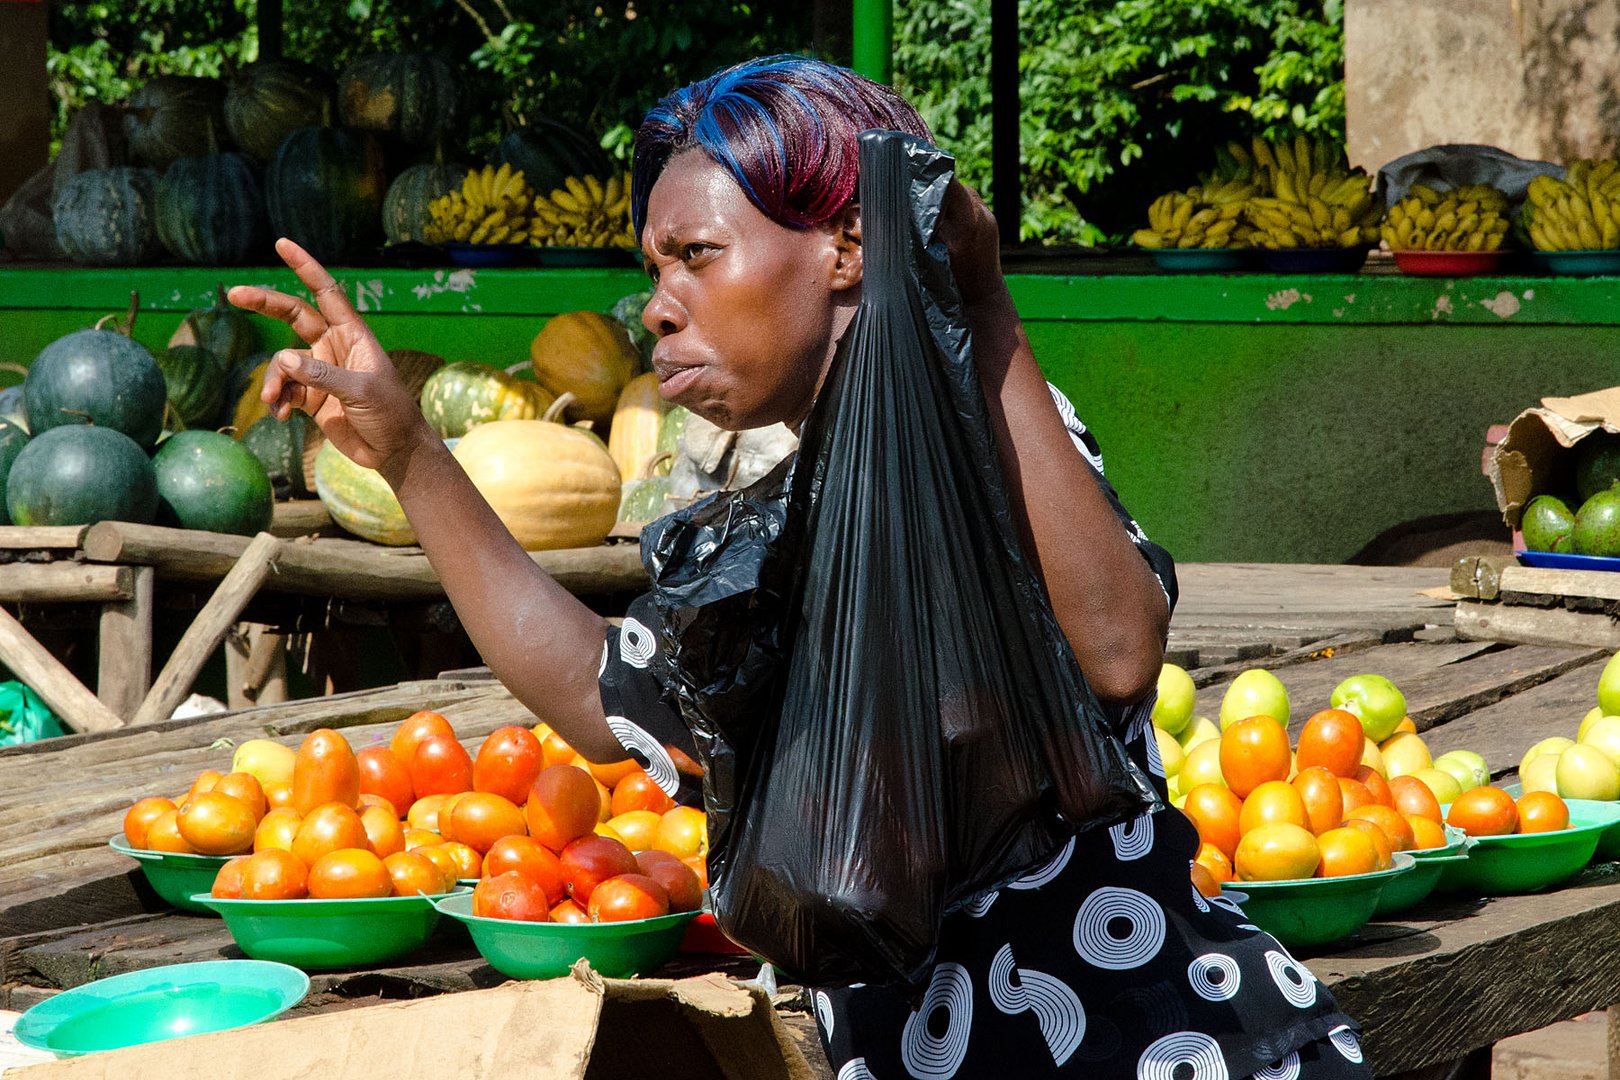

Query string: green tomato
[1411,767,1462,806]
[1154,726,1185,780]
[1579,706,1606,743]
[1519,753,1561,795]
[1219,669,1289,731]
[1599,651,1620,716]
[1176,715,1221,752]
[1329,674,1408,743]
[1518,735,1574,779]
[1378,732,1432,778]
[1556,743,1620,801]
[1432,749,1489,792]
[1151,663,1196,736]
[1581,714,1620,765]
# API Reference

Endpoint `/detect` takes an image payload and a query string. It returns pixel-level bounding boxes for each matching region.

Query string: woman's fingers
[261,349,328,420]
[226,285,331,347]
[274,237,365,330]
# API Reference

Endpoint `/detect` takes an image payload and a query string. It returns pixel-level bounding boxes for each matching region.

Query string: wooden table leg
[0,605,123,733]
[225,623,287,709]
[97,564,152,721]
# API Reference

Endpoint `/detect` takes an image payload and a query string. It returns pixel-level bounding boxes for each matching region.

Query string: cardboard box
[6,963,814,1080]
[1487,386,1620,529]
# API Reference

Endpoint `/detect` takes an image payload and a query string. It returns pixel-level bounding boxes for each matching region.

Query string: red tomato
[1516,791,1570,834]
[473,726,544,805]
[1291,767,1345,836]
[533,723,577,770]
[241,848,310,900]
[1388,775,1443,822]
[634,849,703,913]
[1354,766,1395,809]
[145,809,197,853]
[1294,709,1365,778]
[360,804,406,858]
[484,836,567,905]
[177,792,258,855]
[560,834,639,903]
[212,856,250,899]
[610,769,676,817]
[291,803,370,867]
[525,765,602,852]
[473,870,552,921]
[391,711,456,771]
[588,873,670,922]
[308,849,392,899]
[213,772,268,820]
[550,898,590,924]
[383,851,452,897]
[1446,786,1518,836]
[292,729,361,816]
[1180,784,1243,859]
[1218,717,1290,798]
[356,746,414,817]
[411,733,474,798]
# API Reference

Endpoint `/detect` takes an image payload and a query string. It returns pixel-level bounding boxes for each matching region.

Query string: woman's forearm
[966,285,1168,704]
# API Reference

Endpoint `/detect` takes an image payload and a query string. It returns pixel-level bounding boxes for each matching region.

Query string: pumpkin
[266,125,387,264]
[171,285,259,373]
[338,53,462,149]
[152,430,274,535]
[242,411,317,499]
[156,150,270,265]
[528,311,639,425]
[617,451,675,525]
[452,420,621,551]
[124,76,229,169]
[0,420,29,525]
[230,356,274,435]
[606,372,667,480]
[314,440,415,545]
[52,167,165,266]
[382,160,464,245]
[5,426,158,527]
[420,361,555,438]
[225,59,336,162]
[25,312,169,449]
[490,120,613,198]
[386,349,446,400]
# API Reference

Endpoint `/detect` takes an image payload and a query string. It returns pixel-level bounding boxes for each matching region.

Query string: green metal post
[850,0,893,84]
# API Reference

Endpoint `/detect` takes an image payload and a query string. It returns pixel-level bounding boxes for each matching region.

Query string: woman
[230,54,1370,1080]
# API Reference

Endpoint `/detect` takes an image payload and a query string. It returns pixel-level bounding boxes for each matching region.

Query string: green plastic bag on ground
[0,681,66,746]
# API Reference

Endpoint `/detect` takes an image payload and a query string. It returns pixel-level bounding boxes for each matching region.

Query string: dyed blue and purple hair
[631,54,931,241]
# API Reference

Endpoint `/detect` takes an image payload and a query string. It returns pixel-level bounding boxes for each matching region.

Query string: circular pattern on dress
[1264,950,1318,1009]
[836,1059,877,1080]
[1329,1025,1364,1064]
[814,991,835,1040]
[598,638,608,677]
[1109,813,1154,861]
[1007,836,1076,890]
[1189,879,1210,912]
[986,944,1087,1067]
[618,616,657,668]
[1073,886,1166,970]
[960,890,999,919]
[899,963,973,1079]
[1251,1050,1301,1080]
[603,715,680,795]
[1187,953,1242,1002]
[1137,1030,1230,1080]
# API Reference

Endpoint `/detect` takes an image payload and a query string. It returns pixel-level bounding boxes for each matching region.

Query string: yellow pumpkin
[528,311,638,425]
[232,359,272,435]
[313,440,416,546]
[451,419,622,551]
[606,372,668,480]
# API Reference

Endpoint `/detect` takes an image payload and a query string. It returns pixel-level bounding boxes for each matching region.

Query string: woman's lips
[656,363,700,399]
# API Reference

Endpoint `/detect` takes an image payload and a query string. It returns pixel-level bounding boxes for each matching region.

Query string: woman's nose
[642,286,685,338]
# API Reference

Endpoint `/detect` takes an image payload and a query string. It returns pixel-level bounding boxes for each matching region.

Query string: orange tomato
[1354,766,1395,809]
[1194,841,1234,883]
[681,853,709,890]
[436,840,483,880]
[292,729,361,816]
[666,742,704,780]
[549,898,590,924]
[588,873,670,922]
[212,856,250,899]
[1342,818,1394,869]
[308,848,392,899]
[1394,716,1418,734]
[1337,778,1375,816]
[253,807,303,853]
[449,792,528,854]
[406,794,447,833]
[383,850,453,897]
[1316,826,1379,878]
[473,726,545,806]
[1344,804,1415,852]
[403,827,440,850]
[416,843,462,884]
[1388,775,1443,822]
[1237,780,1308,835]
[145,809,196,853]
[1407,814,1448,851]
[435,791,472,842]
[183,769,224,806]
[474,870,552,921]
[291,803,370,867]
[360,803,406,858]
[578,754,642,790]
[177,792,258,855]
[411,733,475,798]
[123,796,177,849]
[634,849,703,913]
[1233,822,1319,882]
[609,769,677,817]
[560,834,639,903]
[1218,717,1291,798]
[654,806,708,860]
[391,710,456,770]
[1515,791,1570,834]
[1190,861,1222,898]
[241,848,310,900]
[1295,709,1365,778]
[532,723,577,770]
[1180,784,1243,860]
[606,810,662,852]
[212,773,267,820]
[1291,766,1345,835]
[483,836,567,904]
[1446,786,1518,837]
[356,746,414,818]
[525,765,602,852]
[263,782,294,809]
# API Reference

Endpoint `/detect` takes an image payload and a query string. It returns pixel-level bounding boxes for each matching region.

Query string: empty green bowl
[110,835,233,916]
[1434,804,1620,895]
[193,889,466,970]
[14,960,308,1056]
[1227,853,1415,949]
[433,891,699,980]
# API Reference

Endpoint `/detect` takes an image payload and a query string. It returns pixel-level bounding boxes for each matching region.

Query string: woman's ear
[829,202,863,291]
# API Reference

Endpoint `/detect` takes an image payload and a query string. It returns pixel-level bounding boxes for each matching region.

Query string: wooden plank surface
[1456,601,1620,650]
[1419,658,1605,776]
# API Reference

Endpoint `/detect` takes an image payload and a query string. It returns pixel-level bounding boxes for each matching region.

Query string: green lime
[1573,487,1620,557]
[1577,434,1620,502]
[1521,494,1575,552]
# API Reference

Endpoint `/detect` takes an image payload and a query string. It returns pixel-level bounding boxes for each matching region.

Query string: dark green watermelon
[25,325,169,449]
[241,411,316,499]
[5,426,158,527]
[156,151,270,265]
[151,429,274,535]
[266,125,386,264]
[0,384,26,432]
[0,420,29,525]
[156,345,229,429]
[490,119,613,197]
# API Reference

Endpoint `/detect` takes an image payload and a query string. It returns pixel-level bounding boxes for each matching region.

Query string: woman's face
[640,150,861,432]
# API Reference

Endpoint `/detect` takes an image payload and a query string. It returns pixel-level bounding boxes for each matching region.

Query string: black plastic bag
[643,130,1160,989]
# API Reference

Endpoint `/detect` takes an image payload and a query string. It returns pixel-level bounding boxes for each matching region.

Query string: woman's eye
[682,243,712,261]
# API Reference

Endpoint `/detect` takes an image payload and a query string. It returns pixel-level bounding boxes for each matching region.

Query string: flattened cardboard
[6,964,812,1080]
[1488,387,1620,529]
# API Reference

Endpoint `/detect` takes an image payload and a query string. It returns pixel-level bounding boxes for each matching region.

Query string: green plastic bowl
[13,960,308,1056]
[1147,248,1258,272]
[110,835,233,916]
[1561,799,1620,860]
[192,889,467,970]
[1373,850,1467,916]
[433,891,699,980]
[1227,853,1415,949]
[1406,824,1472,860]
[1434,803,1620,895]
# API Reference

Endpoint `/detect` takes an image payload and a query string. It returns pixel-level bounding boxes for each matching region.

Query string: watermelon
[25,322,169,449]
[5,426,158,527]
[0,420,29,525]
[152,429,274,535]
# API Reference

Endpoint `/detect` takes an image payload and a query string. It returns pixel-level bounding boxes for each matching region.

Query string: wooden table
[4,562,1614,1078]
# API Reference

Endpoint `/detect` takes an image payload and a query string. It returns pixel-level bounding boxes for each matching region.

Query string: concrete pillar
[1345,0,1620,173]
[0,0,50,204]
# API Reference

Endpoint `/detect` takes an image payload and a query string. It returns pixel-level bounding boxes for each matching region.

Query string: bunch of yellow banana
[424,163,538,245]
[1131,183,1254,250]
[1381,183,1510,252]
[1523,160,1620,251]
[531,173,634,249]
[1242,134,1381,249]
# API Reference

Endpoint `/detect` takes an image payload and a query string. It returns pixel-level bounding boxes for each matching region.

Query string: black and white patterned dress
[598,388,1372,1080]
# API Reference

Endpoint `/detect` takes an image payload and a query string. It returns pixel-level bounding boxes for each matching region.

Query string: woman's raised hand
[936,177,1007,308]
[226,237,430,477]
